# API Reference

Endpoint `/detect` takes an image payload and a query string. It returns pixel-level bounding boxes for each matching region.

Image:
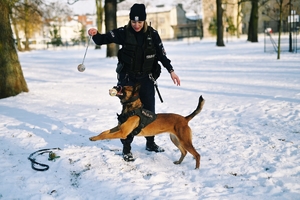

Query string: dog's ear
[133,83,141,95]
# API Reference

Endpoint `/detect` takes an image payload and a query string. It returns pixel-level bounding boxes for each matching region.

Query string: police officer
[88,3,180,162]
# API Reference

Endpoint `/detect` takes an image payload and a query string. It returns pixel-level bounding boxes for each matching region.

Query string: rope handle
[28,148,61,171]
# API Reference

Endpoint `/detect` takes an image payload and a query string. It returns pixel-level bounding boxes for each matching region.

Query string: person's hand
[170,71,180,86]
[88,28,98,36]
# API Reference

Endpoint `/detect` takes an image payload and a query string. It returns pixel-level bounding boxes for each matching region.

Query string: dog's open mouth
[109,86,123,96]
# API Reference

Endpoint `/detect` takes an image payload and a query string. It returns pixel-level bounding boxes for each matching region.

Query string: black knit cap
[129,3,146,21]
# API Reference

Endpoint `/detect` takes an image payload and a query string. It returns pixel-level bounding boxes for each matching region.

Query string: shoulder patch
[109,30,115,38]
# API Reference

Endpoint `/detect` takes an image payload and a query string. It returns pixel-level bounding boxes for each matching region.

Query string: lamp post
[289,9,298,53]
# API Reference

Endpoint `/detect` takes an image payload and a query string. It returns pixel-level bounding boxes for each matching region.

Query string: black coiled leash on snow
[28,148,61,171]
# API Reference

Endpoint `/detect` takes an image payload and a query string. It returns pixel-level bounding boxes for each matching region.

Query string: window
[159,17,165,23]
[160,28,166,36]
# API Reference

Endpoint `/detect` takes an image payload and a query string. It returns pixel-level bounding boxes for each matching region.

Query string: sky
[0,36,300,199]
[67,0,96,14]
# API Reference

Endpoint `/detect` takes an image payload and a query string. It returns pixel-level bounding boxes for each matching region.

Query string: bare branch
[67,0,80,5]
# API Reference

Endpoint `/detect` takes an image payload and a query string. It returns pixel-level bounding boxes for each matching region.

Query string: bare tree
[1,0,71,99]
[43,1,72,46]
[11,4,23,51]
[236,0,245,38]
[269,0,290,59]
[104,0,125,57]
[276,0,284,59]
[43,1,72,25]
[246,0,272,42]
[25,0,45,50]
[260,0,299,58]
[0,0,29,99]
[104,0,118,57]
[247,0,259,42]
[68,0,124,56]
[11,0,43,51]
[95,0,103,49]
[216,0,225,46]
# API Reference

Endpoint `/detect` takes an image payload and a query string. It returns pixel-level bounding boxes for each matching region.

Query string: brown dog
[89,84,205,169]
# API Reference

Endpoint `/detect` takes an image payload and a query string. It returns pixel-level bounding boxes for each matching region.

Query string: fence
[264,20,299,53]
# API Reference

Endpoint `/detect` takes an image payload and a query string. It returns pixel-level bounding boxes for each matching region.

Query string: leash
[28,148,61,171]
[149,74,163,103]
[82,36,92,64]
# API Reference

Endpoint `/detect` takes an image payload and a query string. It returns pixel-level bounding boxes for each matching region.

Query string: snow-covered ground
[0,37,299,200]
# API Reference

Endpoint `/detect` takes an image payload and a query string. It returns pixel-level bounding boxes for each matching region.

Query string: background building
[117,4,202,40]
[14,1,299,50]
[202,0,240,38]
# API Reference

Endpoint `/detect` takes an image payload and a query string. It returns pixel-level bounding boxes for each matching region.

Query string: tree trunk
[247,0,259,42]
[216,0,225,46]
[277,0,283,60]
[11,9,23,51]
[236,1,241,38]
[105,0,119,57]
[0,1,29,99]
[24,0,30,51]
[95,0,103,49]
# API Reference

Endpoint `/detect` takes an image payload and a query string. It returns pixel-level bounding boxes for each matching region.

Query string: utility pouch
[151,62,161,80]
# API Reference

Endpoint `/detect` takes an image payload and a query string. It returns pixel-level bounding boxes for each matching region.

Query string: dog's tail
[185,95,205,122]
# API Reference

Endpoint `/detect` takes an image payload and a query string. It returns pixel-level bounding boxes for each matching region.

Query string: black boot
[123,152,135,162]
[146,142,165,152]
[121,135,135,162]
[145,136,164,152]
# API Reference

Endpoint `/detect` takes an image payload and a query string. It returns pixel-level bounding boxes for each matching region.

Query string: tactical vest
[117,107,157,136]
[118,26,156,76]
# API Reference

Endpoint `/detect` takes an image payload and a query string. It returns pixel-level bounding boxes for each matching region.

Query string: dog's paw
[173,161,181,165]
[89,137,97,141]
